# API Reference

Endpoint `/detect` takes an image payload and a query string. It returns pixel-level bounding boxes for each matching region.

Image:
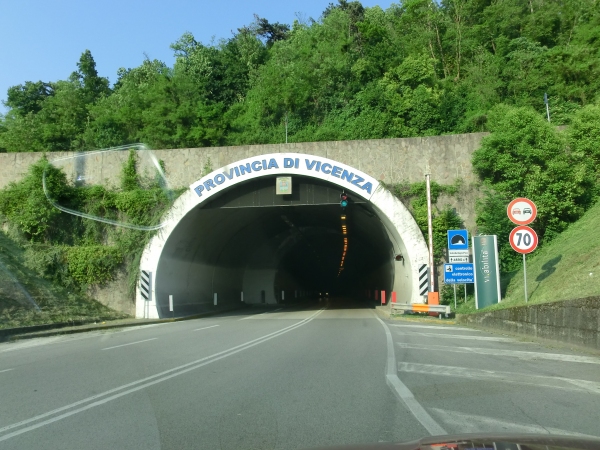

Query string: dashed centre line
[101,338,157,351]
[238,308,283,320]
[193,325,220,331]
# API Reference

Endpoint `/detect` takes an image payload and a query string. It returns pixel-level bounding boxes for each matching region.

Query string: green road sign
[472,235,501,309]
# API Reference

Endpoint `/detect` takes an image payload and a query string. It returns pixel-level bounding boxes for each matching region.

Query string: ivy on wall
[387,180,464,263]
[0,151,179,298]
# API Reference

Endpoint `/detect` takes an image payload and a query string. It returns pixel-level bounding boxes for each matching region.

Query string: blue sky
[0,0,395,113]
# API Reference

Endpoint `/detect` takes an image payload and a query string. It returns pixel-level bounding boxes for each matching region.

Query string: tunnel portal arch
[136,153,429,318]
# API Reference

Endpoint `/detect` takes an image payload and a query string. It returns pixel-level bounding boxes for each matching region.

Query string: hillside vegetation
[503,199,600,306]
[1,0,599,151]
[1,0,600,320]
[0,152,176,328]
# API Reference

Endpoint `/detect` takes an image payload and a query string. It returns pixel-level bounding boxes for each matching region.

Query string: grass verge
[451,200,600,314]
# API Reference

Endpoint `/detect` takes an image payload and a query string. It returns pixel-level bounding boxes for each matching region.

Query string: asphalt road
[1,299,599,449]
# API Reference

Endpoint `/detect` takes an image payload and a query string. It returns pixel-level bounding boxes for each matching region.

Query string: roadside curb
[1,304,251,343]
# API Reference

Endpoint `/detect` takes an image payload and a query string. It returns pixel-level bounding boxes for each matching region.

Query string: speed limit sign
[509,226,538,254]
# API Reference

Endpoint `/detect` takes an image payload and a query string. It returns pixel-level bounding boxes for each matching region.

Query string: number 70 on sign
[509,225,538,254]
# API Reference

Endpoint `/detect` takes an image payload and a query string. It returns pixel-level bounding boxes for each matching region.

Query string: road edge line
[372,312,447,436]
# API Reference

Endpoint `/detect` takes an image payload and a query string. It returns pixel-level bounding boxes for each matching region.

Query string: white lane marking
[238,308,283,320]
[118,323,165,333]
[0,323,167,354]
[0,307,326,442]
[389,324,479,332]
[193,325,220,331]
[395,330,514,342]
[372,313,447,436]
[0,334,100,354]
[396,342,600,364]
[0,369,14,374]
[430,408,599,438]
[101,338,157,350]
[398,362,600,394]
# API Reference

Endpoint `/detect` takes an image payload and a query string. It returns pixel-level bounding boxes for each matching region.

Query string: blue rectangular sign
[448,229,469,250]
[444,263,474,284]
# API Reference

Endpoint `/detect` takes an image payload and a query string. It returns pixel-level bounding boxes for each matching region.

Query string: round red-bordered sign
[509,226,538,254]
[507,198,537,225]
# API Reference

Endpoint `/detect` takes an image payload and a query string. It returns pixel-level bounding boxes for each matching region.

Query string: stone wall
[0,133,487,189]
[456,297,600,351]
[0,132,487,232]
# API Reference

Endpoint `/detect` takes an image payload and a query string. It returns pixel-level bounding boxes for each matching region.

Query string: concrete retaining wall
[0,133,487,190]
[0,133,487,233]
[456,297,600,351]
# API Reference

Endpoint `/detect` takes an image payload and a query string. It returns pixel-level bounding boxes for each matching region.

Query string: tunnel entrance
[137,153,428,319]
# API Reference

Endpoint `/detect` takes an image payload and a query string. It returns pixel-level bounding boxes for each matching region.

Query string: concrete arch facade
[136,153,429,318]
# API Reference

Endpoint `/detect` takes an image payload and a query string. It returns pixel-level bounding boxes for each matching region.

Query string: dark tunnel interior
[154,176,396,317]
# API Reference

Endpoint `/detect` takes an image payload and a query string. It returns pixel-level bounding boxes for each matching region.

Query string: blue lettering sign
[223,168,235,180]
[214,174,225,185]
[268,158,279,169]
[321,163,332,174]
[341,170,354,182]
[305,159,318,171]
[351,175,364,188]
[194,185,204,197]
[283,158,294,168]
[203,179,216,191]
[361,182,373,194]
[239,163,251,175]
[331,166,342,178]
[251,161,262,171]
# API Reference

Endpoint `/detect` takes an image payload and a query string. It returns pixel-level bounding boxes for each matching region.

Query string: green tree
[70,50,111,105]
[473,105,596,269]
[5,81,55,117]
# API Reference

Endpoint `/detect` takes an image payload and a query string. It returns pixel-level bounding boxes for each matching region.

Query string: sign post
[453,284,457,309]
[507,198,538,303]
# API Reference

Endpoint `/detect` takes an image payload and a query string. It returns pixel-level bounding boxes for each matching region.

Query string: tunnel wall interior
[153,178,396,317]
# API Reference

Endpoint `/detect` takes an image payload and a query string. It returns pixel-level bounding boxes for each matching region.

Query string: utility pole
[544,93,551,123]
[285,111,288,144]
[425,166,435,292]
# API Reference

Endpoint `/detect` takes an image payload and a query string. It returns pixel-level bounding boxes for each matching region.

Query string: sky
[0,0,395,113]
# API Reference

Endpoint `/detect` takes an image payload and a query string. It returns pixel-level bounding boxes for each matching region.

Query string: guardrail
[391,303,451,318]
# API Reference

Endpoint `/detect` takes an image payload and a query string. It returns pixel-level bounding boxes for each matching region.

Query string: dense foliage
[389,180,463,261]
[0,152,176,294]
[1,0,599,151]
[473,104,600,271]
